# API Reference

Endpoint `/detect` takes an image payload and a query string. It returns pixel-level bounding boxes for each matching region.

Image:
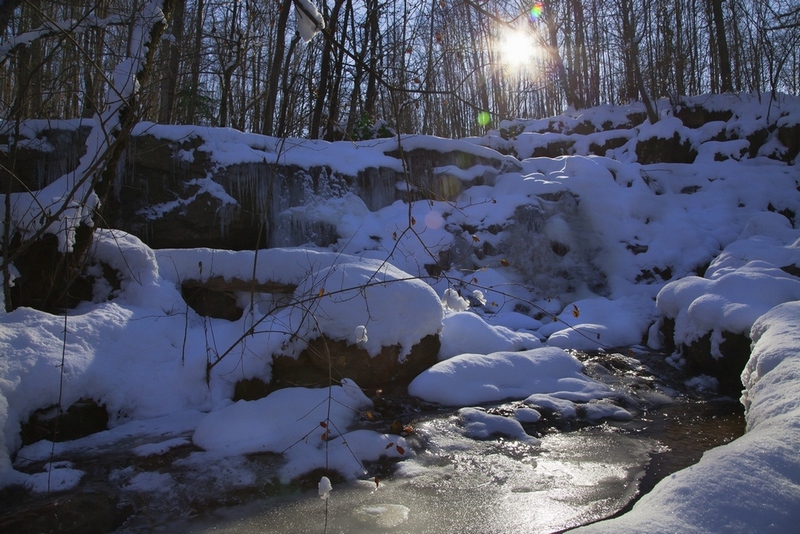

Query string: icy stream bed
[177,423,654,533]
[0,350,743,534]
[156,351,744,533]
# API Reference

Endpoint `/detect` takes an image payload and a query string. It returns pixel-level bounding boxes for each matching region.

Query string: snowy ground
[2,93,800,531]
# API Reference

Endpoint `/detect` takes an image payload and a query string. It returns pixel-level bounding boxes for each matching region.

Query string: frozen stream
[1,351,743,533]
[169,351,744,534]
[176,422,654,534]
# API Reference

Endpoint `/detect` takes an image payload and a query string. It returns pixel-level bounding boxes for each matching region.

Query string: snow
[2,93,800,531]
[438,311,541,360]
[457,407,541,445]
[318,475,332,499]
[295,0,325,43]
[575,302,800,533]
[408,347,616,407]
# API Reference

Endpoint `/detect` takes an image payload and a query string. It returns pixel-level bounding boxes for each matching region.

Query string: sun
[496,29,539,70]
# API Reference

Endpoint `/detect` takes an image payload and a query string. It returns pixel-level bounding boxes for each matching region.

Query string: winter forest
[2,0,799,139]
[3,0,800,532]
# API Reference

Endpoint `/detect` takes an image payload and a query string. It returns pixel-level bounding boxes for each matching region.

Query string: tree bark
[710,0,733,92]
[159,0,186,123]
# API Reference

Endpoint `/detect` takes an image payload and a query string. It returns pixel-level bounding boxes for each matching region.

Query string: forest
[1,0,799,141]
[3,2,800,531]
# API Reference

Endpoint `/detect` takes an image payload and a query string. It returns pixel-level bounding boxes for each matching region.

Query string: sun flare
[496,29,539,70]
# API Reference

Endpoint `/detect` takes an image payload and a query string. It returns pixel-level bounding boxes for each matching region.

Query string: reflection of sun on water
[496,29,539,71]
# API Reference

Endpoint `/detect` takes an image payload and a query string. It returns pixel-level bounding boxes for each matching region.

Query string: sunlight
[495,28,539,71]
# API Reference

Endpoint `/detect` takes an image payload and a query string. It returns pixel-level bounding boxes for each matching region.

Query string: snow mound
[438,311,541,360]
[193,382,407,481]
[408,347,615,406]
[657,223,800,352]
[575,302,800,533]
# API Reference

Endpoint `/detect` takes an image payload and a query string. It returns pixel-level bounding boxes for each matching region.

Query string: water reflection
[180,419,655,534]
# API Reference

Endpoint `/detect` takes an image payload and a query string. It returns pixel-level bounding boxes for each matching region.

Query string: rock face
[659,318,752,397]
[682,331,751,397]
[3,97,798,256]
[20,398,109,446]
[270,334,441,392]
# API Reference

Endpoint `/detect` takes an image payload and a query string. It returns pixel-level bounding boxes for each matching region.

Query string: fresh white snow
[2,93,800,531]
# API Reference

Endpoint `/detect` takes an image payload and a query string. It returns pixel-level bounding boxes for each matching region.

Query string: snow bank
[538,295,655,350]
[0,231,442,486]
[192,380,407,480]
[657,220,800,353]
[408,347,615,407]
[575,302,800,533]
[438,311,541,360]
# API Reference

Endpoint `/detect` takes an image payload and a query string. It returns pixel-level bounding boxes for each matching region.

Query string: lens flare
[477,111,491,126]
[529,2,543,21]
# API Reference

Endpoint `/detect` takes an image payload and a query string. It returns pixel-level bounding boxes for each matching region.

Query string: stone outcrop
[270,334,441,393]
[658,318,752,397]
[20,398,109,446]
[4,97,796,255]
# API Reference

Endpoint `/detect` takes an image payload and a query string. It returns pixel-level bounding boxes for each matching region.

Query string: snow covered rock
[408,347,616,407]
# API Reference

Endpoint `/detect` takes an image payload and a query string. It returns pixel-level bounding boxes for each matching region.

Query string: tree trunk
[710,0,733,92]
[262,0,292,135]
[159,0,186,123]
[310,0,344,139]
[187,0,205,123]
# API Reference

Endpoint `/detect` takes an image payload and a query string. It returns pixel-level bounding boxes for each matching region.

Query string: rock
[233,377,271,401]
[777,122,800,162]
[270,334,441,392]
[636,132,697,164]
[681,331,751,397]
[589,135,629,156]
[530,139,576,158]
[675,105,733,128]
[20,398,109,446]
[181,283,243,321]
[7,227,97,313]
[0,125,92,193]
[180,276,295,320]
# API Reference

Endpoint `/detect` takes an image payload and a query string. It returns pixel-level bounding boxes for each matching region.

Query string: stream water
[0,350,744,534]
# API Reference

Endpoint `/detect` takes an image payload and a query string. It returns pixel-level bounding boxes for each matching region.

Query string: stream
[0,350,744,533]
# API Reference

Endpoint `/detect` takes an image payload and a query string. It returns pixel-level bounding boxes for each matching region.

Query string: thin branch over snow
[0,14,129,63]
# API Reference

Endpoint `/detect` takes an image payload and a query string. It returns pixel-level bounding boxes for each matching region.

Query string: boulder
[270,334,441,392]
[681,331,751,397]
[20,398,109,446]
